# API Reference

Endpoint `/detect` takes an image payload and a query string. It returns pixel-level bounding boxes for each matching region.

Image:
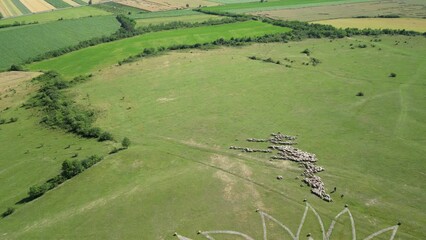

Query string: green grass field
[0,15,120,70]
[28,21,290,77]
[1,35,424,239]
[0,6,111,26]
[135,14,226,27]
[204,0,371,13]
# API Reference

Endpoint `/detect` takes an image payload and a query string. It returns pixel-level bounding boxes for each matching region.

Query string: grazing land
[28,21,289,77]
[0,6,111,26]
[203,0,371,13]
[253,0,426,22]
[1,36,425,239]
[0,15,120,70]
[315,18,426,32]
[135,14,226,27]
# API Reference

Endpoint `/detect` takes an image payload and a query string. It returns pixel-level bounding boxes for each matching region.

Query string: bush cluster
[24,72,111,140]
[27,155,103,200]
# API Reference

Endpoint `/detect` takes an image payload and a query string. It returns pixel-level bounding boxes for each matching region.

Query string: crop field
[253,0,426,22]
[1,35,425,239]
[0,15,120,70]
[203,0,371,13]
[92,1,145,15]
[0,6,111,26]
[28,21,290,77]
[135,14,226,27]
[130,9,201,20]
[315,18,426,32]
[20,0,56,13]
[0,0,28,17]
[116,0,218,11]
[44,0,72,9]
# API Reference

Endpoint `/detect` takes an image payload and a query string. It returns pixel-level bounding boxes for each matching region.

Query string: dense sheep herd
[230,132,332,202]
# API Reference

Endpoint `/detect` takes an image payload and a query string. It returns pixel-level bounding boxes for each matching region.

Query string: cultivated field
[130,9,201,19]
[28,21,289,77]
[0,6,111,25]
[135,14,226,27]
[44,0,73,9]
[0,15,120,70]
[315,18,426,32]
[203,0,371,13]
[1,36,424,239]
[116,0,218,11]
[253,0,426,22]
[0,0,23,18]
[20,0,55,13]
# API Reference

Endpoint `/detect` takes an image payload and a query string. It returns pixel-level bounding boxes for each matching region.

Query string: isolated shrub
[122,137,131,149]
[28,184,48,199]
[301,49,311,56]
[389,73,397,77]
[356,92,364,96]
[1,207,15,218]
[98,131,113,141]
[9,64,23,71]
[9,117,18,123]
[109,147,119,154]
[61,160,84,179]
[0,119,5,124]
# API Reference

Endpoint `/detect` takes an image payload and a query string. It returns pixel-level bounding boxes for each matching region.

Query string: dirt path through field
[20,0,55,13]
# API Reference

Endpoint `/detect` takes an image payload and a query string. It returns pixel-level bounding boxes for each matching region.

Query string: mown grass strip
[11,0,31,14]
[28,21,289,77]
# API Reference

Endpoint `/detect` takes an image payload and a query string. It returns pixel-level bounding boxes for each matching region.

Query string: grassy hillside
[0,6,111,26]
[1,35,424,239]
[0,15,120,70]
[28,21,290,77]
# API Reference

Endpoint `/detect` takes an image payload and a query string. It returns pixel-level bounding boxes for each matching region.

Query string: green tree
[122,137,131,149]
[1,207,15,218]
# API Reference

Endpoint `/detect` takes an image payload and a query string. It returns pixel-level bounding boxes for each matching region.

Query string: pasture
[253,0,426,22]
[0,15,120,70]
[28,21,290,77]
[0,36,424,239]
[315,18,426,32]
[203,0,371,13]
[135,14,226,27]
[0,5,110,26]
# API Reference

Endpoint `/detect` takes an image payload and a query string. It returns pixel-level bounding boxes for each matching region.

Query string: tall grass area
[28,21,289,77]
[0,15,120,70]
[1,36,424,239]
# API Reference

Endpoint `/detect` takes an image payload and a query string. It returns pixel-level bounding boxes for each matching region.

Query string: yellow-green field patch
[0,0,22,17]
[315,18,426,33]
